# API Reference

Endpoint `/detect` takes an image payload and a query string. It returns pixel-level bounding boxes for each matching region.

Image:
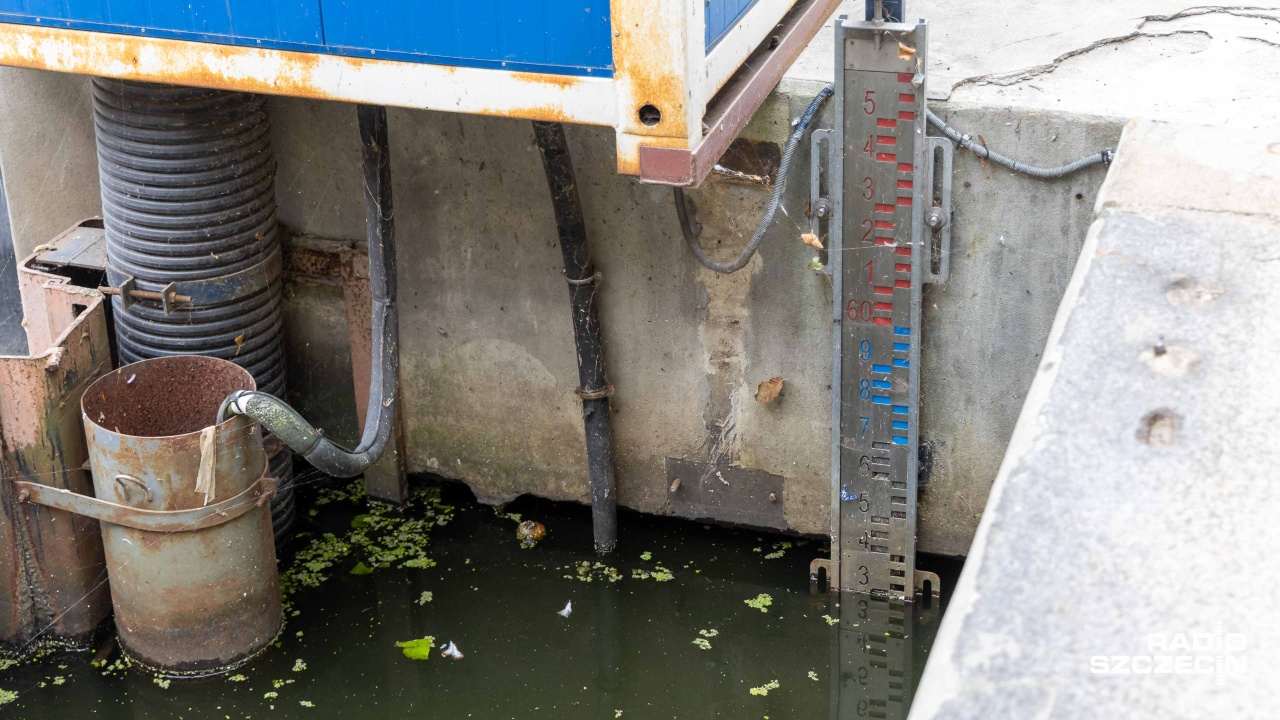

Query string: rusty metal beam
[2,251,113,649]
[637,0,841,187]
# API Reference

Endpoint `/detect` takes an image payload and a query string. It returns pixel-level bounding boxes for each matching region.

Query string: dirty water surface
[2,478,951,719]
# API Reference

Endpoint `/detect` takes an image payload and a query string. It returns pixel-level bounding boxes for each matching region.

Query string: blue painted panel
[319,1,612,73]
[0,0,325,43]
[705,0,758,51]
[0,0,613,75]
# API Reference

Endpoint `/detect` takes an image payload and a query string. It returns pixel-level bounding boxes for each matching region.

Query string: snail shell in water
[516,520,547,547]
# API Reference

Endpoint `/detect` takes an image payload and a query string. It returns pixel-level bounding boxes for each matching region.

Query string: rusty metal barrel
[76,355,281,673]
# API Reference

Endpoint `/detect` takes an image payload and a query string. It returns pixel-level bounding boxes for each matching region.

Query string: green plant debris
[278,480,455,615]
[396,637,435,660]
[300,700,315,708]
[0,689,16,706]
[631,565,675,582]
[640,551,652,561]
[292,659,307,672]
[745,594,773,612]
[0,659,16,671]
[228,674,248,682]
[264,692,278,700]
[749,680,780,696]
[565,561,621,583]
[763,551,784,560]
[272,679,294,689]
[418,591,434,605]
[753,547,762,553]
[808,671,820,682]
[52,676,65,686]
[153,677,170,690]
[699,629,719,638]
[692,638,712,650]
[615,711,623,718]
[821,614,838,626]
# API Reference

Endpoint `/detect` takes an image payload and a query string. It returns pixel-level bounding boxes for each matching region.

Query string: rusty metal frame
[637,0,840,187]
[15,471,273,533]
[2,235,113,648]
[0,0,834,188]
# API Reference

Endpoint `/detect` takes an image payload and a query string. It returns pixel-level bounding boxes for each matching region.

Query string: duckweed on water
[418,591,434,605]
[808,671,820,681]
[153,678,170,690]
[699,629,719,638]
[749,679,780,696]
[692,638,712,650]
[821,614,837,626]
[227,674,247,682]
[640,551,652,561]
[745,593,773,612]
[0,689,16,705]
[292,659,307,672]
[395,637,436,660]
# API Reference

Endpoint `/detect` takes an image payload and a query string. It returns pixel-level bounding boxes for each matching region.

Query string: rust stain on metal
[1,241,113,648]
[0,23,601,125]
[81,355,282,672]
[609,0,689,137]
[636,0,841,186]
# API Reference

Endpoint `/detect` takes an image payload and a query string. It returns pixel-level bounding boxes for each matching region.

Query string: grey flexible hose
[926,109,1113,179]
[218,105,399,478]
[675,85,833,274]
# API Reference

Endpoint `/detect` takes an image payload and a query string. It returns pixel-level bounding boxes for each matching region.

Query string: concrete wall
[0,50,1126,557]
[267,91,1114,554]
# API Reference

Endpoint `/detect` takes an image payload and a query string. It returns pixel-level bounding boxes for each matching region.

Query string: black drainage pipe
[531,121,618,555]
[91,79,296,543]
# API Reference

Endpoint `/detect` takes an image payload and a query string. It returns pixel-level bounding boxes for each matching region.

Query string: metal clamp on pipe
[218,104,399,479]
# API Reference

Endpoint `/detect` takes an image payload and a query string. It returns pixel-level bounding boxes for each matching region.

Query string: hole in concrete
[714,138,782,185]
[1075,193,1084,200]
[71,303,87,318]
[1136,408,1181,447]
[638,104,662,127]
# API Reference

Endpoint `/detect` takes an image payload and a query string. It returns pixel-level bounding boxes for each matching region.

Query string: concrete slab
[909,119,1280,718]
[788,1,1280,125]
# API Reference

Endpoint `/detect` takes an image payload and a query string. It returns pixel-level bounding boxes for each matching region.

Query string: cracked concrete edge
[945,30,1213,94]
[786,2,1280,104]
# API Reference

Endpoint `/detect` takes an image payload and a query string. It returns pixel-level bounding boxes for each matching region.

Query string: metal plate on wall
[665,457,785,529]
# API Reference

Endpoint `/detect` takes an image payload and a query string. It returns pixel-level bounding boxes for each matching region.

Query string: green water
[2,479,949,719]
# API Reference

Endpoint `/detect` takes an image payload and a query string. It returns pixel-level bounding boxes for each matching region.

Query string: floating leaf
[396,636,435,660]
[755,377,784,404]
[349,562,373,576]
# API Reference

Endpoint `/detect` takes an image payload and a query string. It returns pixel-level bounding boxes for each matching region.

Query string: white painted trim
[0,23,619,127]
[703,0,797,101]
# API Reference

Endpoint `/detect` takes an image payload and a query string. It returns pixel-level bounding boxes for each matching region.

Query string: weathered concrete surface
[0,68,99,259]
[910,119,1280,719]
[4,1,1274,555]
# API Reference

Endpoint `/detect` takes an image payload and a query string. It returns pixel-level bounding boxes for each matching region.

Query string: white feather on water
[558,601,572,618]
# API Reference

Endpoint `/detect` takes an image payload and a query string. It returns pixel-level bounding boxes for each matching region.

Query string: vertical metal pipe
[531,121,618,555]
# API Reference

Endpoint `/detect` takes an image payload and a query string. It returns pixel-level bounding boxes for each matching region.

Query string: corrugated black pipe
[219,104,398,479]
[531,121,618,555]
[92,79,296,542]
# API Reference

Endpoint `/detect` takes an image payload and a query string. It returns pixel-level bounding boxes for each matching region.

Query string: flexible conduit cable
[675,85,833,275]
